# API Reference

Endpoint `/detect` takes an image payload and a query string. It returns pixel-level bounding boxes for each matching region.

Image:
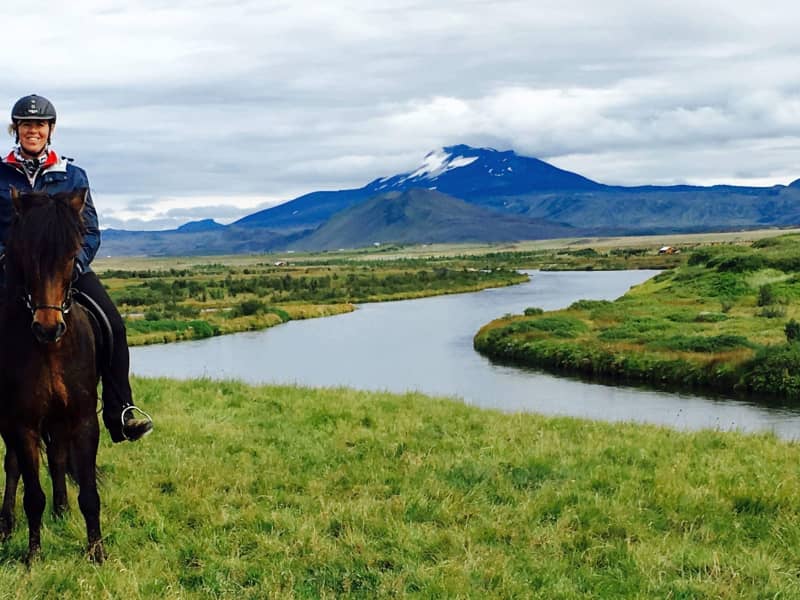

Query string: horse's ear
[68,188,88,214]
[9,186,23,214]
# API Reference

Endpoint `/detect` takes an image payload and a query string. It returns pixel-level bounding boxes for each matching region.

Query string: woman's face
[17,120,52,156]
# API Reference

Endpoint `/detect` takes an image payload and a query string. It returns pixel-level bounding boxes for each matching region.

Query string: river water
[130,270,800,439]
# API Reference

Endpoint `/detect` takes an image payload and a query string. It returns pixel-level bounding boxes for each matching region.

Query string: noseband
[23,286,74,317]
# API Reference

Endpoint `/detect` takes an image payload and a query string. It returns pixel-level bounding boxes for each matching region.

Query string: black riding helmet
[12,94,57,123]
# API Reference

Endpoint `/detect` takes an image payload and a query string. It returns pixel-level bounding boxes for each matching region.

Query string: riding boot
[103,401,153,443]
[73,272,154,443]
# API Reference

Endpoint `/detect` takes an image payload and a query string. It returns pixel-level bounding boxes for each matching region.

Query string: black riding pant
[73,271,133,428]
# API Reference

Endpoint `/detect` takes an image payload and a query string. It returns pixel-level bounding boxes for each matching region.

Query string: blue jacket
[0,149,100,274]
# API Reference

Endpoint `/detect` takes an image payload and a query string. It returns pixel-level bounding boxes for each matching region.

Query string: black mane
[6,191,84,284]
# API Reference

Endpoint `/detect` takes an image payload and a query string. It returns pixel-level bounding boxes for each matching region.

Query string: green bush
[569,299,612,311]
[786,319,800,343]
[759,306,787,319]
[233,299,267,317]
[186,320,218,338]
[758,284,776,307]
[648,334,752,353]
[524,307,544,316]
[501,316,589,339]
[694,312,728,323]
[715,255,765,272]
[744,344,800,396]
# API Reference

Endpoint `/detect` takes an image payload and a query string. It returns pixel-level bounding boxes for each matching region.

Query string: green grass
[3,378,800,597]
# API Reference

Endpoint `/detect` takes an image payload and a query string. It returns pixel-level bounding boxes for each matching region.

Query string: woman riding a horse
[0,94,153,443]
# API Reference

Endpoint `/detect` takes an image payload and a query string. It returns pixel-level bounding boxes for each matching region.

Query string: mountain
[232,189,374,232]
[362,144,601,199]
[98,144,800,257]
[293,188,577,251]
[175,219,225,233]
[232,144,600,232]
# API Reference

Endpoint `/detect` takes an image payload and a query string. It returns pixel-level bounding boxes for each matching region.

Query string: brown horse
[0,188,104,563]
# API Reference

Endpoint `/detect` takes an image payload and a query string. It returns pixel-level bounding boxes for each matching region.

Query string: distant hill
[175,219,225,233]
[98,144,800,257]
[292,188,577,251]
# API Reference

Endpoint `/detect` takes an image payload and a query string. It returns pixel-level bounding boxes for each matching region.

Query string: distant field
[93,227,800,271]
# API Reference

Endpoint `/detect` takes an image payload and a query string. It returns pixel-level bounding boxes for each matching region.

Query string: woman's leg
[73,271,153,442]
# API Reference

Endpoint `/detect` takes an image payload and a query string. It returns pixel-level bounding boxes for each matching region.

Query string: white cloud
[0,0,798,227]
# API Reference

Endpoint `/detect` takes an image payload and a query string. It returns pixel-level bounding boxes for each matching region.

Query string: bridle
[19,257,78,319]
[23,286,74,317]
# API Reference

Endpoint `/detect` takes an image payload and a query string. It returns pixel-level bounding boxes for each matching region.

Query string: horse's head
[6,187,87,343]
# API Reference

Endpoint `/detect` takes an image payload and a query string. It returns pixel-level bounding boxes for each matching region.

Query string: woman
[0,94,153,443]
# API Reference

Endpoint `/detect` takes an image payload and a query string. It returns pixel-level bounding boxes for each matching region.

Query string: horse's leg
[13,428,46,564]
[0,444,20,541]
[45,427,69,518]
[73,417,104,563]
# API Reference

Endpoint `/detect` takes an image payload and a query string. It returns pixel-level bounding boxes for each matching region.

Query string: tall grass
[2,378,800,597]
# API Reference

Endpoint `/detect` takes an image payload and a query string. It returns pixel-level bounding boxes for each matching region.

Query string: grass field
[1,378,800,598]
[476,234,800,400]
[93,226,800,269]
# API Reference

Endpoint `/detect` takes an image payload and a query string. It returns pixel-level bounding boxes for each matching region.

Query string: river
[130,270,800,439]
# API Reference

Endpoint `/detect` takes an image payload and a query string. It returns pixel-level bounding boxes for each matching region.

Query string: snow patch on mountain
[402,148,479,182]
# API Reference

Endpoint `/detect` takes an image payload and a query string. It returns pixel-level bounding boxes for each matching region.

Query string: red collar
[3,149,59,169]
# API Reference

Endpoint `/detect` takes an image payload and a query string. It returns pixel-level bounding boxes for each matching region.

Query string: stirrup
[120,405,154,440]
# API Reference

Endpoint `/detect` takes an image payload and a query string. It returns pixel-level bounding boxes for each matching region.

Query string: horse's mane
[6,191,85,283]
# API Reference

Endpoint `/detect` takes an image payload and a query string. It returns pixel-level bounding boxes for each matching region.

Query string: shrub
[687,248,714,266]
[758,284,776,307]
[786,319,800,343]
[694,312,728,323]
[569,299,612,311]
[524,307,544,316]
[186,320,218,338]
[744,344,800,396]
[233,299,266,317]
[502,316,588,339]
[715,254,765,272]
[648,334,752,353]
[759,306,787,319]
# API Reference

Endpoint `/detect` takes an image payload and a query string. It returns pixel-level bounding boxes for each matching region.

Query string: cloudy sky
[3,0,798,230]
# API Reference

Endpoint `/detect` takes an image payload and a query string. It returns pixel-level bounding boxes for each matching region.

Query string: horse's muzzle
[31,320,67,344]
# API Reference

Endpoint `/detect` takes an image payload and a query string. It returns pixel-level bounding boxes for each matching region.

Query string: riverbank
[475,234,800,401]
[105,264,528,347]
[2,378,798,597]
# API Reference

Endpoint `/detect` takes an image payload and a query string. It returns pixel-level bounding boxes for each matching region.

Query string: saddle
[72,289,114,370]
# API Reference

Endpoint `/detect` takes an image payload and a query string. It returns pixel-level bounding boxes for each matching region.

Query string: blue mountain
[99,144,800,256]
[232,145,600,231]
[362,144,600,199]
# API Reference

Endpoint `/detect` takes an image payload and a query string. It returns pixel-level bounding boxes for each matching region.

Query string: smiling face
[16,119,53,157]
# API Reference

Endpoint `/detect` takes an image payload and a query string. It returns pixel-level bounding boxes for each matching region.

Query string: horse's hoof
[87,541,106,564]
